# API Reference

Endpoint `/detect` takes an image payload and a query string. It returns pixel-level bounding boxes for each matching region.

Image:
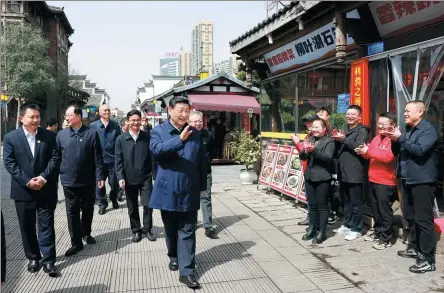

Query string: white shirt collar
[129,129,140,141]
[23,127,38,137]
[101,118,109,128]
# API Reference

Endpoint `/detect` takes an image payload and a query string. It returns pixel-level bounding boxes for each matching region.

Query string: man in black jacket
[386,100,438,274]
[188,111,217,239]
[57,105,105,257]
[332,105,369,241]
[3,103,60,277]
[115,110,156,242]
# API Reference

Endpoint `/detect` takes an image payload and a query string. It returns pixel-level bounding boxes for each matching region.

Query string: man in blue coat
[150,96,207,289]
[57,105,105,257]
[90,104,121,214]
[3,103,60,277]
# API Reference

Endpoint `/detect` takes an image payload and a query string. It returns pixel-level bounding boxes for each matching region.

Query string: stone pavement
[1,164,443,293]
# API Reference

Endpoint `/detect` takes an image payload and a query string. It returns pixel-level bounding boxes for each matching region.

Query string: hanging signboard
[368,1,444,39]
[282,147,304,198]
[259,144,279,186]
[263,21,355,74]
[350,58,370,125]
[270,145,293,192]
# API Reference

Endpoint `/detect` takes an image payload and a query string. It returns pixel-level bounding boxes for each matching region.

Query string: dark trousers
[341,182,364,233]
[201,174,213,229]
[370,183,396,242]
[96,162,118,209]
[14,200,56,264]
[63,186,95,247]
[161,211,197,277]
[305,180,330,232]
[329,180,341,213]
[126,179,153,233]
[401,181,436,264]
[1,212,6,282]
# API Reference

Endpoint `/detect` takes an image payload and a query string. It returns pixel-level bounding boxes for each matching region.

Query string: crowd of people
[291,101,438,274]
[1,97,217,289]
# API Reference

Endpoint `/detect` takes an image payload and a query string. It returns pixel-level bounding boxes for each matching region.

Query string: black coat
[3,127,59,204]
[115,130,154,185]
[337,123,370,184]
[300,135,335,182]
[56,125,105,187]
[201,129,215,174]
[391,119,438,184]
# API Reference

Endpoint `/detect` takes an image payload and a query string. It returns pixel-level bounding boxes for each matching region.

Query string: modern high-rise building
[214,54,242,76]
[159,53,179,76]
[179,48,192,76]
[191,20,213,75]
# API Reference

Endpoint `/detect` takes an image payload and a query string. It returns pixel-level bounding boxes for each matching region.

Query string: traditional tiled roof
[47,5,74,35]
[229,1,299,46]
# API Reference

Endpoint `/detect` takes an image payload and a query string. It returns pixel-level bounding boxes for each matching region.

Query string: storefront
[154,72,260,162]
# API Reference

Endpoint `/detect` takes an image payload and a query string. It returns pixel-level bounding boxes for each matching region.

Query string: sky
[49,1,289,112]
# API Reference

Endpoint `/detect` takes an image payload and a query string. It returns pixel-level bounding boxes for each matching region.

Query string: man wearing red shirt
[355,112,397,250]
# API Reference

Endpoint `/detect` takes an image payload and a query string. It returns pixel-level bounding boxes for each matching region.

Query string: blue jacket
[149,120,207,212]
[89,119,121,164]
[56,125,105,187]
[392,119,438,184]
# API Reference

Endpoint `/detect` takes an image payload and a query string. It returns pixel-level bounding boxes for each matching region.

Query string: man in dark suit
[115,110,156,243]
[188,110,217,239]
[3,103,59,277]
[150,96,207,289]
[90,104,121,214]
[57,105,105,257]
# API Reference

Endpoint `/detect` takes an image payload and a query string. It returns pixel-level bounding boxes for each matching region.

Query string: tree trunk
[15,98,21,129]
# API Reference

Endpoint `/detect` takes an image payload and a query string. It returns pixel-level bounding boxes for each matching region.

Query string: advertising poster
[270,145,293,192]
[282,147,304,198]
[297,182,307,203]
[259,143,279,186]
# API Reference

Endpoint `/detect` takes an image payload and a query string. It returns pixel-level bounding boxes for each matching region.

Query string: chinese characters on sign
[369,1,444,38]
[264,22,355,74]
[165,52,179,57]
[350,58,370,125]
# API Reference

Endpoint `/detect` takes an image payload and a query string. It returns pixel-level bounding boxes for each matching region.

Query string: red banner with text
[350,58,370,126]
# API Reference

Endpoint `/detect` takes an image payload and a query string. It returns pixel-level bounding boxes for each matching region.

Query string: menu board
[282,147,304,198]
[259,144,279,186]
[297,184,307,203]
[270,145,293,192]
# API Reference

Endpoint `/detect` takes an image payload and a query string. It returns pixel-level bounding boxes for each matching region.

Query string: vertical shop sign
[242,113,250,132]
[270,145,293,192]
[337,93,350,113]
[350,58,370,125]
[259,144,279,186]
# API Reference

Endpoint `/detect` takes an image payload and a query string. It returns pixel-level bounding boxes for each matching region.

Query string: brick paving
[1,164,443,292]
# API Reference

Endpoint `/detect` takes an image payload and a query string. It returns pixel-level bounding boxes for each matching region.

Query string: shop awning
[188,94,260,114]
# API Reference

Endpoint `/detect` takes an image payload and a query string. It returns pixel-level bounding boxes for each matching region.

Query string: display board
[282,147,304,199]
[270,145,293,192]
[259,143,279,186]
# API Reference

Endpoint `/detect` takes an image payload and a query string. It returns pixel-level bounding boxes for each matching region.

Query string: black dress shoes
[143,231,157,242]
[298,218,310,226]
[112,201,119,209]
[179,275,200,289]
[132,232,142,243]
[83,235,97,244]
[98,208,106,215]
[27,260,41,273]
[65,245,84,257]
[168,259,178,271]
[205,228,218,239]
[43,263,58,277]
[302,226,318,241]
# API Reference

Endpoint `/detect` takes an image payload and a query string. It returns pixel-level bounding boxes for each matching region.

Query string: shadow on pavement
[196,241,256,279]
[213,214,249,234]
[44,284,109,293]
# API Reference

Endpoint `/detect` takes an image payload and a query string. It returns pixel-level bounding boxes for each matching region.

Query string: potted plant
[229,128,261,184]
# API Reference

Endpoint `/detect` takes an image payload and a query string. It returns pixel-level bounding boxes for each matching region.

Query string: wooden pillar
[335,7,346,63]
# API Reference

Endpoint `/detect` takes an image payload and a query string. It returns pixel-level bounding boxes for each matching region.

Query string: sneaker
[328,214,338,224]
[397,248,419,259]
[372,240,392,250]
[345,231,361,241]
[409,255,436,274]
[333,225,351,234]
[363,233,379,242]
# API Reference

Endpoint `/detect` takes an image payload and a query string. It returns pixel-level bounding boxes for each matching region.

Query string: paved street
[1,164,443,293]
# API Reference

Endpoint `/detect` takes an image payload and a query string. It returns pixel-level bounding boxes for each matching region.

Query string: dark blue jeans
[96,162,118,209]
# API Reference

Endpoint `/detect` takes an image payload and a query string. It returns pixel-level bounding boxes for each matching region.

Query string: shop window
[369,58,390,137]
[260,75,297,133]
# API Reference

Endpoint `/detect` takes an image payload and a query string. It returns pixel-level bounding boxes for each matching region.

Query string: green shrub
[229,128,261,171]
